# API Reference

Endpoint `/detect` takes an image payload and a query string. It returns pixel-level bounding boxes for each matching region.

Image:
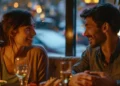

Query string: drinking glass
[14,57,30,86]
[60,60,72,86]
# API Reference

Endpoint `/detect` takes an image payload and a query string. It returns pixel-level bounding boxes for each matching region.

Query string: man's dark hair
[80,3,120,33]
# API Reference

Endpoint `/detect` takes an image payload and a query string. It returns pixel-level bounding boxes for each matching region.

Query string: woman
[0,9,48,86]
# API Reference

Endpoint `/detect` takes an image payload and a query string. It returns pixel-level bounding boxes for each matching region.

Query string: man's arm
[116,80,120,86]
[72,47,91,74]
[69,71,118,86]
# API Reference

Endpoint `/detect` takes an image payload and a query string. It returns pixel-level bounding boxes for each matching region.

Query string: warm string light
[66,30,73,38]
[93,0,99,3]
[40,12,45,21]
[14,2,19,8]
[27,2,32,8]
[35,5,42,13]
[3,6,7,11]
[117,31,120,36]
[37,7,42,13]
[85,0,91,3]
[84,0,99,3]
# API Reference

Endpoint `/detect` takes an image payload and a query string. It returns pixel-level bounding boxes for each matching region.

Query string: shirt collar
[96,38,120,64]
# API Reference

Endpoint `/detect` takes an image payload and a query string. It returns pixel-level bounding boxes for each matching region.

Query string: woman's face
[13,22,36,47]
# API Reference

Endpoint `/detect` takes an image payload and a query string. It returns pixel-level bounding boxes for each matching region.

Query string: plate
[0,80,7,85]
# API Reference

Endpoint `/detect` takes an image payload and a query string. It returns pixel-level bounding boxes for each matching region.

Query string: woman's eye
[33,25,36,28]
[26,28,30,31]
[25,28,31,33]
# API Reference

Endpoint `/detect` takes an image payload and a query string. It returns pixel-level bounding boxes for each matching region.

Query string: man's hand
[69,71,95,86]
[89,71,117,86]
[69,71,117,86]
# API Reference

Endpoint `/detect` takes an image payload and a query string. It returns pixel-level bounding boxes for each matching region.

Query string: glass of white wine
[60,60,72,86]
[14,57,30,86]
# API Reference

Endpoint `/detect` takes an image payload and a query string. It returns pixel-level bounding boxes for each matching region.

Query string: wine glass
[14,57,30,86]
[60,60,72,86]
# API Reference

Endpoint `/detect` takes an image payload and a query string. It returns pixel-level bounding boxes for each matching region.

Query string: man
[69,3,120,86]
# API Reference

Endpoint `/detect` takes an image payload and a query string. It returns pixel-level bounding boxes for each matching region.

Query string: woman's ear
[10,30,17,37]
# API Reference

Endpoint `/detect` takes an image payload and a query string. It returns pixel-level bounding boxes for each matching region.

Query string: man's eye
[87,27,92,29]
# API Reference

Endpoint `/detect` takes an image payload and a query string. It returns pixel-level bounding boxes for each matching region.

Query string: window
[76,0,99,56]
[1,0,115,57]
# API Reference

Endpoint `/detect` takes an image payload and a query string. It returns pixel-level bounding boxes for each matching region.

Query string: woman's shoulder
[30,45,46,51]
[25,45,47,54]
[26,45,48,61]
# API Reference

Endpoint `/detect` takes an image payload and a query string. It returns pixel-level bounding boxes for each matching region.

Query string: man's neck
[101,35,119,63]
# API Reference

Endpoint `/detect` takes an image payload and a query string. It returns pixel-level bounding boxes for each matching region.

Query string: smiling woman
[0,9,48,86]
[14,25,36,46]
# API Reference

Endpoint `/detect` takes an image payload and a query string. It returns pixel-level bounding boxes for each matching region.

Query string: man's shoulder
[86,45,100,52]
[84,45,100,56]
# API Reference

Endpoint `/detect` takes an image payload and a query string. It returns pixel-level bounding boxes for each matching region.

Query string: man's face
[84,17,106,48]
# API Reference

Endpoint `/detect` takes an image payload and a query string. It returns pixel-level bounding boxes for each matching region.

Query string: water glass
[60,60,72,86]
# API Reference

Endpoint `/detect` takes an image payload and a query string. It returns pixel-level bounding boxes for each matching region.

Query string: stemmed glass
[60,60,72,86]
[14,57,30,86]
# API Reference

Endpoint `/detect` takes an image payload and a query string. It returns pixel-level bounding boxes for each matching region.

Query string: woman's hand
[39,77,62,86]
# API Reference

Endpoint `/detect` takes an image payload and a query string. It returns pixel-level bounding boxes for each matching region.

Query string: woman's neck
[5,45,25,58]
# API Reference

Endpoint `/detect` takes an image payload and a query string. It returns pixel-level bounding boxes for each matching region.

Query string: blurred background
[0,0,118,57]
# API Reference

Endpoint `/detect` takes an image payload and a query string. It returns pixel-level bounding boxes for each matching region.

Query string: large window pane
[0,0,66,57]
[76,0,99,56]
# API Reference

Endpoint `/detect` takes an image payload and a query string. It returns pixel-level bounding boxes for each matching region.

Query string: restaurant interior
[0,0,119,84]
